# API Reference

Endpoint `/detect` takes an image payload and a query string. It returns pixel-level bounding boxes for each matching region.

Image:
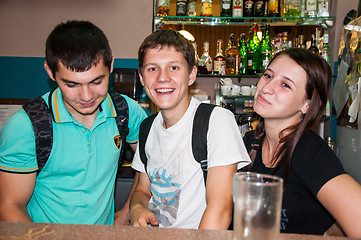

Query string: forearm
[198,204,233,230]
[0,203,32,222]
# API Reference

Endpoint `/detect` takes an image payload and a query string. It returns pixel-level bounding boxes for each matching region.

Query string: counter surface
[0,222,356,240]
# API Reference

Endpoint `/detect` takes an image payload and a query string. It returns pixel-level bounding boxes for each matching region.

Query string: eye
[92,80,102,85]
[282,82,291,89]
[65,83,77,88]
[263,73,272,79]
[147,67,157,72]
[170,66,179,71]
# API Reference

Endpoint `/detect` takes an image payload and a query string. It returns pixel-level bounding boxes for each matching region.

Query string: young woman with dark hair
[243,48,361,237]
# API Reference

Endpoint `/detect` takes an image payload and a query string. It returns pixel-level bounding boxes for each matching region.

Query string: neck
[161,97,191,129]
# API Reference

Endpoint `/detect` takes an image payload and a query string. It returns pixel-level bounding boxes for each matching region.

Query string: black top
[243,130,346,235]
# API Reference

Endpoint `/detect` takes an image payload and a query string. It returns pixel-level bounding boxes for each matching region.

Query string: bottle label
[268,0,278,13]
[214,60,226,72]
[202,3,213,15]
[187,2,197,16]
[157,0,169,8]
[177,1,187,15]
[222,0,231,9]
[233,0,243,16]
[306,0,316,11]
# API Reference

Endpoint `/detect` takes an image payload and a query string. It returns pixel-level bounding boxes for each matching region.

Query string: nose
[157,68,170,83]
[79,85,94,102]
[261,79,276,95]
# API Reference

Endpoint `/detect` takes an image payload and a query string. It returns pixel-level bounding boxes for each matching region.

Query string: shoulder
[243,130,255,151]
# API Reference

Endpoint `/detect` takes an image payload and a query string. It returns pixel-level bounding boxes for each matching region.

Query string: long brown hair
[254,48,332,181]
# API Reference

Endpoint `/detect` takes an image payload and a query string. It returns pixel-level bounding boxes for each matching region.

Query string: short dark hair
[138,29,195,75]
[45,20,112,77]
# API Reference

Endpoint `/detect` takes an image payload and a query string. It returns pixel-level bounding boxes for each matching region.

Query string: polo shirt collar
[49,88,116,123]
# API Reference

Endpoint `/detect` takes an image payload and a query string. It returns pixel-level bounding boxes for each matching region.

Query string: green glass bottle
[238,33,248,74]
[260,23,273,72]
[247,24,261,75]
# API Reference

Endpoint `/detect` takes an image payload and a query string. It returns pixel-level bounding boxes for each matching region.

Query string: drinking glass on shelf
[233,172,283,240]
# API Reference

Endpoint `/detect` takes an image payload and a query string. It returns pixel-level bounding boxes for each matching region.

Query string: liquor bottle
[254,0,266,17]
[201,0,213,16]
[305,0,317,17]
[281,32,289,51]
[176,0,188,16]
[298,35,305,48]
[267,0,280,16]
[238,33,248,74]
[187,0,197,16]
[247,24,261,74]
[192,42,200,68]
[156,0,170,16]
[282,0,301,17]
[308,34,319,54]
[213,39,226,75]
[260,24,273,71]
[233,0,243,17]
[317,0,329,17]
[320,33,331,64]
[225,33,241,75]
[221,0,232,17]
[244,0,255,17]
[198,41,213,74]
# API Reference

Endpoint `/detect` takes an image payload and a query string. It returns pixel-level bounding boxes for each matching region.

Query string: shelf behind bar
[155,16,335,27]
[197,74,261,78]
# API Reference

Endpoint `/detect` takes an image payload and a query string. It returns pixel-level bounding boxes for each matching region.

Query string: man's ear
[138,71,145,87]
[44,61,56,81]
[188,65,197,86]
[109,57,114,74]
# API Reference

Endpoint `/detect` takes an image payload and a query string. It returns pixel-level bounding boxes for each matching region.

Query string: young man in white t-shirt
[129,29,251,230]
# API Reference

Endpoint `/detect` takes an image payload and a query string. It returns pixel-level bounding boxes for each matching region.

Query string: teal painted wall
[0,56,138,99]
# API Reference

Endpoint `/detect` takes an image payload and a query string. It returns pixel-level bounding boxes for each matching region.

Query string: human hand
[113,207,130,225]
[130,205,159,227]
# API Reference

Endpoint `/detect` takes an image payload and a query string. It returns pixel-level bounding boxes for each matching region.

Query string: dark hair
[254,48,332,181]
[138,29,195,75]
[45,20,112,77]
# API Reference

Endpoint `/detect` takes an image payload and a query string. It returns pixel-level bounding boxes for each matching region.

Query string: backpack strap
[192,103,216,185]
[23,93,55,173]
[109,92,129,167]
[139,112,159,171]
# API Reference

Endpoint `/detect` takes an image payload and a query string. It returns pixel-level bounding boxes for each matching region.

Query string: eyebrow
[61,75,105,84]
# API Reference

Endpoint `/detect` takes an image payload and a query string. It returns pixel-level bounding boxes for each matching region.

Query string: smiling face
[44,58,112,124]
[254,55,310,127]
[139,46,197,117]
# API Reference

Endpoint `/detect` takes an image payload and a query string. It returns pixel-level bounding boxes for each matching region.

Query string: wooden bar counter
[0,222,356,240]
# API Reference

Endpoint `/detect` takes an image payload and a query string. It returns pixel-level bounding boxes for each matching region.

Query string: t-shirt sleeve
[0,109,38,173]
[131,143,146,173]
[207,107,251,170]
[123,95,148,144]
[291,132,346,197]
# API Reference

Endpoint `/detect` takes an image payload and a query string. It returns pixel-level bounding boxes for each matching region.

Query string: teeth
[156,88,174,93]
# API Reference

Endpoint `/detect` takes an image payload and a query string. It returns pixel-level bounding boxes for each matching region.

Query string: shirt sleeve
[131,143,146,173]
[123,95,148,144]
[0,109,38,173]
[207,107,251,170]
[291,132,346,196]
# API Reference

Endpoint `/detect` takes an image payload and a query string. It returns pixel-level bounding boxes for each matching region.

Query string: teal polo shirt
[0,88,147,224]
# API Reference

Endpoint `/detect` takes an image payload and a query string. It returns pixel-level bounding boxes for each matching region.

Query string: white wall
[0,0,153,58]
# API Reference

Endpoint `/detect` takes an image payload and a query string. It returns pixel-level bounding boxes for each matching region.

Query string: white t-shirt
[132,98,251,229]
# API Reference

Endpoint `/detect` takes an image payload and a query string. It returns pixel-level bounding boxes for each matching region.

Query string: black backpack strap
[192,103,216,185]
[138,113,158,172]
[109,92,129,167]
[23,95,54,173]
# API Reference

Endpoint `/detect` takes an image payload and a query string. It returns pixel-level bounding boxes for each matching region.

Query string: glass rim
[234,171,283,186]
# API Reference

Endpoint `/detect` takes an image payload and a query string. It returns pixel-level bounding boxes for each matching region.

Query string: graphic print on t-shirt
[148,167,181,227]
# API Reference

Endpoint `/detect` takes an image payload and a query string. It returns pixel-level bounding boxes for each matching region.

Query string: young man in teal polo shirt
[0,20,147,225]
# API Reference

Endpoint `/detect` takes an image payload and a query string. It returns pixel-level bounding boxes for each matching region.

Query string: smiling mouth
[155,88,175,93]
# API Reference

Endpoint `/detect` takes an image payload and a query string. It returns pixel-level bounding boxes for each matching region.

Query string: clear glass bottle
[213,39,226,75]
[320,33,331,64]
[156,0,170,16]
[225,33,241,75]
[305,0,317,17]
[317,0,329,17]
[198,41,213,74]
[192,42,199,68]
[282,0,301,17]
[221,0,232,17]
